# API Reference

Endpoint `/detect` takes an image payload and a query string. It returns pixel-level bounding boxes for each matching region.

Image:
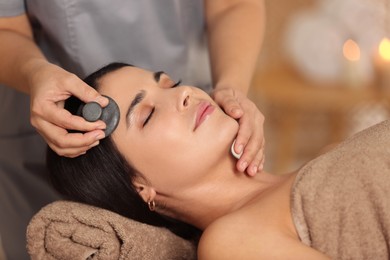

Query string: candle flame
[379,38,390,62]
[343,39,360,61]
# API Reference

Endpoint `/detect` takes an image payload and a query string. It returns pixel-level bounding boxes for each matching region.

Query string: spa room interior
[255,0,390,174]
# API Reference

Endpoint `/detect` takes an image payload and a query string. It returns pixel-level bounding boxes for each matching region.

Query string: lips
[194,101,215,130]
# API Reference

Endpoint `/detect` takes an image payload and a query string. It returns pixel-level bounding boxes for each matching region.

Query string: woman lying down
[47,62,390,259]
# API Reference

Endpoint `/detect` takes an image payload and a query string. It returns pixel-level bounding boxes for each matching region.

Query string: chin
[226,114,240,136]
[203,108,239,154]
[218,116,240,149]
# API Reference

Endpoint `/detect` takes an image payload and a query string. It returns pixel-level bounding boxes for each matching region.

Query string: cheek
[149,113,238,174]
[143,128,193,169]
[130,139,195,190]
[122,111,239,189]
[143,111,238,168]
[132,133,218,192]
[127,122,192,182]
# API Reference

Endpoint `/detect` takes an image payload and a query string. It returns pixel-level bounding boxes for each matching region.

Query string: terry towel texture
[291,119,390,259]
[26,201,196,260]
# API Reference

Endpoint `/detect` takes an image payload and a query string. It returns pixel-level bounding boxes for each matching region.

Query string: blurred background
[252,0,390,174]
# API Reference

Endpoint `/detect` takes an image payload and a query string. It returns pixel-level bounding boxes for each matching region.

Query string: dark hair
[47,62,200,240]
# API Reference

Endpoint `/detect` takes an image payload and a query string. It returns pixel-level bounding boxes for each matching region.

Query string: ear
[133,178,156,203]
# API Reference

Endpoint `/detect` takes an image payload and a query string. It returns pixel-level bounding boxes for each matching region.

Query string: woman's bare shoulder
[197,214,256,259]
[197,213,330,260]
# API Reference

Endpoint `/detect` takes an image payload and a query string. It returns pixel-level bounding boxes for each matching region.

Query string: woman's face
[99,66,239,194]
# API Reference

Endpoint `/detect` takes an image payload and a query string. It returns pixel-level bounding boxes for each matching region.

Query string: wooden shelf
[251,66,390,173]
[253,67,388,111]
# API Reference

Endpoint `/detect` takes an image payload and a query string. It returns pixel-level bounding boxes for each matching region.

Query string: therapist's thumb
[70,79,109,108]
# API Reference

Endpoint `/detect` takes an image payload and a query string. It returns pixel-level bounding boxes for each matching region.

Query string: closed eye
[143,107,155,127]
[142,78,180,127]
[171,80,181,88]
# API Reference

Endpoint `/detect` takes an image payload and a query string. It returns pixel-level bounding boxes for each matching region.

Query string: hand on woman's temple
[212,87,265,176]
[28,61,109,157]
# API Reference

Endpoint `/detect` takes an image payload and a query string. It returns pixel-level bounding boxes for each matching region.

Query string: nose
[177,86,192,111]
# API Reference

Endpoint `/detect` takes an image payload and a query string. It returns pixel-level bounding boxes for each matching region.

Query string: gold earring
[148,200,156,211]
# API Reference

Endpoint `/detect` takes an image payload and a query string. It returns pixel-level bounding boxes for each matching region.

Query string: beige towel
[291,120,390,259]
[26,201,196,260]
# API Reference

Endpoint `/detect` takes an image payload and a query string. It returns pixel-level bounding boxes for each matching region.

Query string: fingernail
[232,108,241,115]
[97,123,106,130]
[240,161,248,171]
[89,141,99,148]
[237,144,243,154]
[259,163,264,172]
[251,165,258,174]
[96,96,109,105]
[95,133,105,140]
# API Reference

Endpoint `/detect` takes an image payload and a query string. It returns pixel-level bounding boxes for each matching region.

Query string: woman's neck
[168,164,294,230]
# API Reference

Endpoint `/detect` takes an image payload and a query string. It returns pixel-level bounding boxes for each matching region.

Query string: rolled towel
[26,201,196,260]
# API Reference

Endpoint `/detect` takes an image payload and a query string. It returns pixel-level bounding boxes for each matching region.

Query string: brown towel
[26,201,196,260]
[291,119,390,259]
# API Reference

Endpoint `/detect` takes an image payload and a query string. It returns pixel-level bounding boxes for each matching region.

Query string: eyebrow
[125,71,164,128]
[154,71,164,83]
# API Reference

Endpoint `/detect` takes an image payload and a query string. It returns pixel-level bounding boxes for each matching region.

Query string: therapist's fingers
[211,87,266,175]
[27,63,111,157]
[30,88,108,133]
[29,62,109,131]
[63,75,109,107]
[53,140,100,158]
[212,88,243,118]
[29,62,109,108]
[36,101,107,131]
[30,101,107,154]
[244,138,265,176]
[258,151,265,172]
[233,97,265,175]
[235,119,264,174]
[35,119,105,157]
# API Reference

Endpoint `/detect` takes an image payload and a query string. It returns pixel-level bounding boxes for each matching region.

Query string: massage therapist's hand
[212,87,265,176]
[28,61,109,157]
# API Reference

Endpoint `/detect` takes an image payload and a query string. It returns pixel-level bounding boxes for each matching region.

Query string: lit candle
[374,37,390,91]
[343,39,362,88]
